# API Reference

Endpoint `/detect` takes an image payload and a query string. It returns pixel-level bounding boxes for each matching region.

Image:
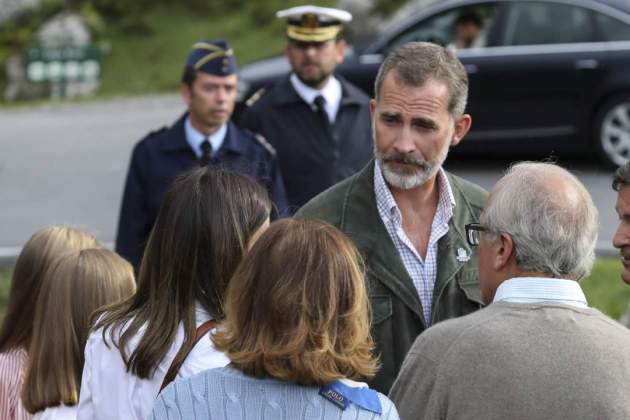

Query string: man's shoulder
[231,124,277,158]
[445,170,488,211]
[409,305,504,362]
[296,173,360,225]
[338,75,370,103]
[133,118,183,155]
[243,77,292,112]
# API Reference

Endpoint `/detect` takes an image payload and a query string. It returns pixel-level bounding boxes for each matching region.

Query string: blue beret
[185,39,237,76]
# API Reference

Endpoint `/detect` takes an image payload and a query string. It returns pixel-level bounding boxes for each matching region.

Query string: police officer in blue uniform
[116,39,288,270]
[239,6,372,212]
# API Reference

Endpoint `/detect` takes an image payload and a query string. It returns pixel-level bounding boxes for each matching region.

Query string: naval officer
[239,5,372,212]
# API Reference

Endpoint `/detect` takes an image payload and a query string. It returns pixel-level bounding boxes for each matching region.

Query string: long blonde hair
[0,226,100,352]
[21,249,136,414]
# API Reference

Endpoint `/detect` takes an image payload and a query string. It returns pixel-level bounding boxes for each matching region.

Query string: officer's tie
[313,95,330,125]
[199,138,211,166]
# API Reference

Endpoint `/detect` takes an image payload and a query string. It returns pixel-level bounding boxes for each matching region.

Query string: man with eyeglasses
[239,5,372,213]
[297,42,488,393]
[391,162,630,419]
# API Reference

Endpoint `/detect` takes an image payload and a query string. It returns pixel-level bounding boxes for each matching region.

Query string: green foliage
[582,258,630,320]
[0,268,11,321]
[371,0,409,17]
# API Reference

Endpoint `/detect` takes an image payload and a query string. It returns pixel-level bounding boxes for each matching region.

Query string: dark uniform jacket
[296,161,488,394]
[239,75,372,212]
[116,114,288,270]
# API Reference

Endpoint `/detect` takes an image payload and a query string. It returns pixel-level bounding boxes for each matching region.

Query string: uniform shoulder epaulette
[245,87,266,107]
[254,133,276,157]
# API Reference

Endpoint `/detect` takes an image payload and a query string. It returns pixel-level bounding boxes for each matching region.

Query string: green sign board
[24,45,102,83]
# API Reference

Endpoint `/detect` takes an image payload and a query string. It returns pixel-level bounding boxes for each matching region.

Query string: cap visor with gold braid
[276,5,352,43]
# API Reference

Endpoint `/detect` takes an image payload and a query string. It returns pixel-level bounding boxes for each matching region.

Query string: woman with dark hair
[77,167,272,420]
[151,219,400,420]
[21,249,136,420]
[0,226,100,420]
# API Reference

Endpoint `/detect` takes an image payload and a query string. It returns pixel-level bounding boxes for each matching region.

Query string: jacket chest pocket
[370,295,393,325]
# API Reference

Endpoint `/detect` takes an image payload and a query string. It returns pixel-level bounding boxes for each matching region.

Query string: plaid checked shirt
[374,162,455,325]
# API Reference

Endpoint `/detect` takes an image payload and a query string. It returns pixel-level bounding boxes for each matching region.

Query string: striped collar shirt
[0,347,30,420]
[374,162,456,325]
[493,277,588,308]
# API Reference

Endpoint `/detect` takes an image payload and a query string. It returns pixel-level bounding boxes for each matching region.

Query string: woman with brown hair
[77,167,272,420]
[21,248,136,420]
[151,219,400,420]
[0,226,100,420]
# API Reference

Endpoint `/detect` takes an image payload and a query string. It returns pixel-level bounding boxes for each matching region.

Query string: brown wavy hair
[94,167,272,379]
[0,226,100,353]
[21,248,135,414]
[213,219,378,386]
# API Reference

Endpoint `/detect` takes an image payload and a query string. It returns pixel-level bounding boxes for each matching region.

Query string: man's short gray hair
[373,42,468,117]
[480,162,598,280]
[613,161,630,191]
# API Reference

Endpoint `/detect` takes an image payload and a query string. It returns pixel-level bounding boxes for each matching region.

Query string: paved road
[0,95,620,260]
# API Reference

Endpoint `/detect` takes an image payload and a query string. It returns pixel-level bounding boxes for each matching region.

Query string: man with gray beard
[296,42,487,393]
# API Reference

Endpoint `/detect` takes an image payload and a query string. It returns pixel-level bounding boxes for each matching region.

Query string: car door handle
[464,64,478,74]
[574,59,599,70]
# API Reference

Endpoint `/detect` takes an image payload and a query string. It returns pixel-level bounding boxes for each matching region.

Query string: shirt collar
[319,380,382,414]
[290,73,341,116]
[373,161,456,224]
[493,277,588,308]
[185,116,227,158]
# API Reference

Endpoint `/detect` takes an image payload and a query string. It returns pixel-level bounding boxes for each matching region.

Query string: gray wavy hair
[373,41,468,117]
[480,162,598,280]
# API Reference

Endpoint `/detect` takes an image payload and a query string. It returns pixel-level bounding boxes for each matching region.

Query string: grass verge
[0,258,628,321]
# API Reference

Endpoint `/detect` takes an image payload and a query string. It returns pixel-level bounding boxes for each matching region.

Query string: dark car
[237,0,630,167]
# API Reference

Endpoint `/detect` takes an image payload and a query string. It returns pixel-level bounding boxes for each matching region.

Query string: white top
[185,116,227,157]
[77,304,230,420]
[290,73,342,123]
[493,277,588,308]
[33,404,76,420]
[374,162,456,325]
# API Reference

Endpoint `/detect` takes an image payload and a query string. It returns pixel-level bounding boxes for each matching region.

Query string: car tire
[594,94,630,168]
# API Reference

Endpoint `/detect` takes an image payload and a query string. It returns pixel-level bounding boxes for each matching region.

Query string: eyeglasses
[465,223,487,247]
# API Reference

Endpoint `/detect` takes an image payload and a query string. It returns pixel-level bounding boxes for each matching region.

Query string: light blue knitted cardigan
[150,367,400,420]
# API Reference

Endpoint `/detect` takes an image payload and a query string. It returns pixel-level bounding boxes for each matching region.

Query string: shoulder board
[254,133,276,156]
[245,87,266,107]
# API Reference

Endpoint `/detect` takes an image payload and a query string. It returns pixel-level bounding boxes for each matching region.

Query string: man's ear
[180,83,191,107]
[450,113,472,147]
[369,98,377,120]
[335,39,347,64]
[492,232,514,271]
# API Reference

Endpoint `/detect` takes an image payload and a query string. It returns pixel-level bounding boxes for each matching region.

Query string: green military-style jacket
[296,161,488,393]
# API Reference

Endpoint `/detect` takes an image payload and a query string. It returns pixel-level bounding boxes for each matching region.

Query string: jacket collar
[339,161,476,323]
[159,113,245,156]
[273,74,366,107]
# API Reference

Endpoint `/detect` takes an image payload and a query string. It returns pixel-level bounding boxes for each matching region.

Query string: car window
[595,12,630,41]
[386,3,499,52]
[501,2,595,46]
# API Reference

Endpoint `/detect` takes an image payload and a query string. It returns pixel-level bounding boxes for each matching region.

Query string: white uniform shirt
[77,304,230,420]
[185,116,227,157]
[290,73,342,122]
[33,404,76,420]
